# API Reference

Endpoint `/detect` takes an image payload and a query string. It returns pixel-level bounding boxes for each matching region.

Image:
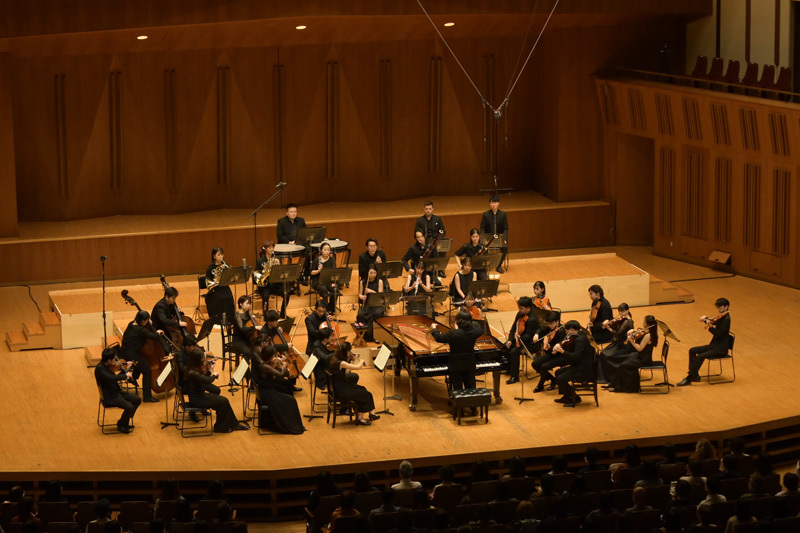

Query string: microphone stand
[101,256,108,347]
[246,181,286,302]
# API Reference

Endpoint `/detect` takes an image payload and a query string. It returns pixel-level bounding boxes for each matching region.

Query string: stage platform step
[649,276,694,305]
[84,335,122,365]
[5,312,62,351]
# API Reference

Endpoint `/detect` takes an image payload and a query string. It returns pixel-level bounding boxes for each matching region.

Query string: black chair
[583,469,612,492]
[466,480,499,503]
[118,501,151,532]
[305,494,340,533]
[96,386,132,434]
[74,502,96,531]
[773,516,800,533]
[631,508,662,533]
[36,501,73,528]
[658,462,686,483]
[505,477,536,500]
[47,522,80,533]
[706,332,735,384]
[195,274,208,321]
[252,386,274,435]
[353,491,381,517]
[368,511,397,533]
[569,352,599,407]
[707,500,737,526]
[644,484,671,509]
[153,500,178,523]
[639,340,670,393]
[325,370,357,428]
[177,388,214,438]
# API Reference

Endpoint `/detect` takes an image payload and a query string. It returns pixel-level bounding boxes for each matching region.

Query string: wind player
[403,260,433,316]
[504,296,535,385]
[358,238,387,282]
[553,320,596,407]
[678,298,731,386]
[430,309,484,392]
[152,286,188,339]
[479,195,509,273]
[402,231,438,272]
[205,247,235,322]
[357,264,385,343]
[455,229,488,281]
[415,200,446,241]
[310,242,338,313]
[531,311,566,393]
[95,347,140,433]
[121,310,168,403]
[255,239,289,318]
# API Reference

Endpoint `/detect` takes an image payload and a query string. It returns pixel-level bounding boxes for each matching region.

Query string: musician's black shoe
[234,423,250,431]
[564,397,582,408]
[143,397,159,403]
[369,413,381,421]
[677,378,692,386]
[506,377,519,384]
[532,385,545,393]
[189,411,200,422]
[355,418,371,426]
[554,396,569,403]
[547,382,558,391]
[117,424,132,434]
[293,385,303,392]
[496,266,505,274]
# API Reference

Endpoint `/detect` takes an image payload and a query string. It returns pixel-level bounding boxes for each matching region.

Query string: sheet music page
[156,361,172,387]
[374,344,392,372]
[233,359,249,384]
[301,355,318,380]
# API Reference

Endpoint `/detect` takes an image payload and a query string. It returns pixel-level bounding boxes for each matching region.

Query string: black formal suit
[276,215,307,244]
[479,208,509,266]
[506,312,536,380]
[358,249,387,281]
[431,321,483,390]
[95,362,140,427]
[152,298,179,333]
[185,370,239,432]
[531,326,568,389]
[555,332,596,398]
[589,297,614,343]
[415,214,446,241]
[687,313,731,379]
[402,242,438,272]
[310,340,335,387]
[121,322,167,399]
[304,312,328,354]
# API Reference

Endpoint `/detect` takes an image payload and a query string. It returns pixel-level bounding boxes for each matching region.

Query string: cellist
[151,286,188,338]
[504,296,535,385]
[121,310,168,403]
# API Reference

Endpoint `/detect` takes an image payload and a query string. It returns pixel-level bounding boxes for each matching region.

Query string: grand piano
[374,315,507,411]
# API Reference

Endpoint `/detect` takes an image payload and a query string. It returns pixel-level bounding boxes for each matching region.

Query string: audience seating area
[685,55,792,100]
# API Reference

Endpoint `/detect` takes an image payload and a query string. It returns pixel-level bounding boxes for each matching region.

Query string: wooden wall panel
[0,52,18,237]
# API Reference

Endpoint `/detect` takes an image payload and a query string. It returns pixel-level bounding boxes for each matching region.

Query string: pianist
[430,310,484,391]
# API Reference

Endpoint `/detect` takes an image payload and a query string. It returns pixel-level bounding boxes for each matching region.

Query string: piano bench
[449,388,491,425]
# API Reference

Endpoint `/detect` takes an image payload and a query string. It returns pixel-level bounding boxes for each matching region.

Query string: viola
[120,290,175,394]
[560,333,578,350]
[589,299,601,324]
[514,314,528,347]
[533,296,551,311]
[702,311,729,329]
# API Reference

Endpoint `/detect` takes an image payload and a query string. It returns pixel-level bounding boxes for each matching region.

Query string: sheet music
[233,359,249,385]
[156,361,173,387]
[301,355,318,380]
[374,344,392,372]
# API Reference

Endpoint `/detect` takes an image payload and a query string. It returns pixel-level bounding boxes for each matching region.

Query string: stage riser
[0,205,612,285]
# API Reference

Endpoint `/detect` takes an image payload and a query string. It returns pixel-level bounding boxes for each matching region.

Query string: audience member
[86,499,111,533]
[548,454,569,475]
[698,476,727,513]
[533,474,559,499]
[202,479,230,503]
[353,471,378,494]
[690,438,718,462]
[578,447,607,474]
[611,444,642,484]
[681,460,707,485]
[661,509,683,533]
[724,499,755,532]
[664,480,694,513]
[307,471,340,512]
[503,455,528,480]
[716,455,742,480]
[391,460,422,490]
[12,497,41,532]
[687,505,720,532]
[368,487,399,523]
[625,486,652,513]
[467,504,496,529]
[329,490,360,531]
[515,500,541,533]
[635,460,663,488]
[4,486,25,504]
[754,453,774,476]
[776,471,799,499]
[431,464,458,502]
[659,443,680,465]
[739,474,771,500]
[391,508,419,533]
[41,480,69,504]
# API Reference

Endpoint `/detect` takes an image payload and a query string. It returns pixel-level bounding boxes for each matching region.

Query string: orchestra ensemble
[96,196,731,434]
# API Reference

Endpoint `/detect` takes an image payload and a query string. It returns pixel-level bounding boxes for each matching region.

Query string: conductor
[429,310,484,391]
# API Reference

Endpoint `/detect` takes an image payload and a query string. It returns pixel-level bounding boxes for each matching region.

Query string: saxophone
[206,261,230,290]
[256,256,280,287]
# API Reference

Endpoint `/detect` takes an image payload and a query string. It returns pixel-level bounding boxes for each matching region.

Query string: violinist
[261,311,303,392]
[232,295,260,362]
[206,247,235,323]
[328,342,379,426]
[250,345,305,434]
[504,296,535,385]
[678,298,731,386]
[532,281,552,311]
[310,242,338,313]
[121,310,167,403]
[479,195,509,273]
[256,239,289,318]
[358,238,386,282]
[607,315,658,393]
[305,301,333,355]
[450,257,477,303]
[404,260,433,316]
[414,200,446,241]
[402,231,438,272]
[94,347,140,433]
[185,348,249,433]
[430,309,484,392]
[463,292,483,322]
[531,311,566,392]
[152,286,188,340]
[587,284,613,344]
[553,320,595,407]
[276,203,307,245]
[310,327,337,389]
[597,303,634,385]
[455,229,488,281]
[175,335,198,391]
[357,264,385,343]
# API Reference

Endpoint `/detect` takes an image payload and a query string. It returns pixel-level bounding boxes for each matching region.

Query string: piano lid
[374,315,502,357]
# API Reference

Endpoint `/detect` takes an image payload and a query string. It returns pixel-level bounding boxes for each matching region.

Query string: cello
[121,290,176,394]
[159,275,197,346]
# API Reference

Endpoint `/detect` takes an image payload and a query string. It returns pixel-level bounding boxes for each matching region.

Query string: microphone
[100,256,108,261]
[276,181,286,188]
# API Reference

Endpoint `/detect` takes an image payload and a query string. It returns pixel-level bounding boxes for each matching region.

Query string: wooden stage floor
[1,246,799,485]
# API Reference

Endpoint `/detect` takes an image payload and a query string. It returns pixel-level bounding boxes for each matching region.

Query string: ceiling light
[444,22,455,27]
[136,35,148,40]
[296,25,307,30]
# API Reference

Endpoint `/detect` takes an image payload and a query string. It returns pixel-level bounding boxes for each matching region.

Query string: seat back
[613,467,641,490]
[741,63,760,86]
[118,502,151,531]
[759,64,776,88]
[310,494,340,532]
[708,57,725,81]
[353,491,381,517]
[657,462,686,483]
[488,500,520,524]
[583,469,612,492]
[631,508,662,533]
[170,522,198,533]
[74,502,97,530]
[37,501,73,527]
[196,500,227,522]
[644,484,671,508]
[728,332,735,354]
[368,511,397,533]
[723,60,741,84]
[47,522,80,533]
[505,477,536,500]
[690,55,709,77]
[775,66,792,92]
[430,484,464,515]
[662,340,670,364]
[154,500,178,523]
[467,480,499,503]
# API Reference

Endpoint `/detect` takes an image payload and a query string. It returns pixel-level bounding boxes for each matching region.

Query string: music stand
[424,256,449,278]
[480,233,504,249]
[300,355,323,421]
[469,280,500,312]
[319,267,353,314]
[196,316,218,343]
[297,226,327,282]
[365,291,402,314]
[374,343,398,415]
[267,263,303,315]
[375,261,405,284]
[531,307,550,327]
[219,266,252,302]
[435,238,453,255]
[471,254,502,274]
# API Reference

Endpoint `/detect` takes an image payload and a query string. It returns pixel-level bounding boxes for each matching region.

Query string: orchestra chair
[449,387,491,425]
[242,377,258,423]
[177,389,214,438]
[324,370,357,428]
[36,502,73,529]
[567,352,600,407]
[96,386,131,434]
[47,523,80,533]
[705,332,735,384]
[639,339,670,394]
[118,502,151,532]
[252,386,275,435]
[153,500,178,523]
[194,275,207,321]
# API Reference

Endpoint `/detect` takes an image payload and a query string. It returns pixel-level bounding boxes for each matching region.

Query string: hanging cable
[503,0,540,102]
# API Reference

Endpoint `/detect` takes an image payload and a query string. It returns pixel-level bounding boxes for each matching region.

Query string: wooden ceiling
[2,0,711,55]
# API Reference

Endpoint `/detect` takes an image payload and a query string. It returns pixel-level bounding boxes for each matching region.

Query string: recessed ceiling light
[136,35,148,40]
[444,22,455,27]
[296,25,307,30]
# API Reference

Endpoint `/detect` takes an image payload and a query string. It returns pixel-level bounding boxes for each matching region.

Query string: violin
[605,313,627,330]
[627,325,654,344]
[542,326,563,352]
[702,311,729,329]
[556,332,578,353]
[120,290,175,394]
[514,314,528,347]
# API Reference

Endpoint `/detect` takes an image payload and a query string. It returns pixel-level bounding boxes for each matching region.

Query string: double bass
[159,275,197,347]
[121,290,176,394]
